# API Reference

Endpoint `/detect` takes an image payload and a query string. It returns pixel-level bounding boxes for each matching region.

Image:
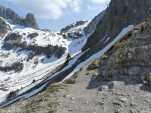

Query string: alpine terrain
[0,0,151,113]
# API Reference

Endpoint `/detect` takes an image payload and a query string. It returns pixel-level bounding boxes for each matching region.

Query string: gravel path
[56,69,151,113]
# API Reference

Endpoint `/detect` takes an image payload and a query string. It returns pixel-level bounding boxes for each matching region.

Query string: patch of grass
[87,59,100,70]
[19,83,66,113]
[115,47,127,65]
[113,37,129,66]
[63,74,79,84]
[143,74,151,86]
[101,54,108,60]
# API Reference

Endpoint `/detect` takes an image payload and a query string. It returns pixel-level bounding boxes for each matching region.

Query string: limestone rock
[0,17,10,37]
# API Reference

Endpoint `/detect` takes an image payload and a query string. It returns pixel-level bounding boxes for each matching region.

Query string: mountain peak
[0,5,38,29]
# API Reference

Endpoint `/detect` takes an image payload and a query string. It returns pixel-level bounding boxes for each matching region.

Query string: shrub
[87,59,100,70]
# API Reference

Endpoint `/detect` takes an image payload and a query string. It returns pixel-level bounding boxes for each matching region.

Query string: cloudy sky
[0,0,110,31]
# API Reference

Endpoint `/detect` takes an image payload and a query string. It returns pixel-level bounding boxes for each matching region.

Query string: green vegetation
[113,37,129,66]
[144,74,151,86]
[0,83,66,113]
[63,73,79,84]
[87,59,100,70]
[21,83,65,113]
[101,54,108,60]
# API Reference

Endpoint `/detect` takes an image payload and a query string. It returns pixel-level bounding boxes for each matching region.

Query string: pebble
[98,101,105,105]
[108,81,124,89]
[71,97,75,100]
[98,85,109,91]
[119,97,128,103]
[63,94,72,99]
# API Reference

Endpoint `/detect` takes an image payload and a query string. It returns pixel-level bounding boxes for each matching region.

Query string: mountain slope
[0,13,91,105]
[0,18,69,104]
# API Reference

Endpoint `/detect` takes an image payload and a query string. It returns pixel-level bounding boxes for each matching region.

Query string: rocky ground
[56,68,151,113]
[1,65,151,113]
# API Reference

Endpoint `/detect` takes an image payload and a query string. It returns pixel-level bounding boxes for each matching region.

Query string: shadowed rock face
[84,0,151,49]
[23,13,38,28]
[0,17,10,37]
[98,21,151,84]
[84,10,105,35]
[0,5,38,28]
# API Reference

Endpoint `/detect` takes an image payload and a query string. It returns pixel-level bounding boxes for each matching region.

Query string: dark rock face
[85,0,151,49]
[84,10,105,35]
[0,5,38,28]
[27,32,39,39]
[0,62,23,72]
[0,17,10,37]
[98,21,151,83]
[23,13,38,28]
[0,5,20,24]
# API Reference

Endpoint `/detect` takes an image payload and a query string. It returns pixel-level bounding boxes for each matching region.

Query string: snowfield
[13,28,68,48]
[66,21,90,57]
[0,18,90,105]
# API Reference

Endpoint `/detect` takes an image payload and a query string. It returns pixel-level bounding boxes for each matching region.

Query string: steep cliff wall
[84,0,151,49]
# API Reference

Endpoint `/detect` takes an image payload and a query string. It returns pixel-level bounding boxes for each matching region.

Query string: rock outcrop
[0,17,11,37]
[22,13,38,28]
[0,5,38,28]
[98,21,151,84]
[84,10,105,35]
[84,0,151,49]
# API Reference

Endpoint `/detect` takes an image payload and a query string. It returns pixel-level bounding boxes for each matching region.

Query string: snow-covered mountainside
[61,20,90,56]
[0,17,90,104]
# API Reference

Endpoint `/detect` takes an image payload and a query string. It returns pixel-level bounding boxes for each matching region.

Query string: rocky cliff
[0,17,11,37]
[84,10,105,35]
[84,0,151,49]
[98,20,151,85]
[0,5,38,28]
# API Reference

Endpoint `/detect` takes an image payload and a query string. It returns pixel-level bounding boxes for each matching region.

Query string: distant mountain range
[0,5,38,28]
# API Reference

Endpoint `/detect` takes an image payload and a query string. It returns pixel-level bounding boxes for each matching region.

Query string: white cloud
[8,0,81,19]
[7,0,109,20]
